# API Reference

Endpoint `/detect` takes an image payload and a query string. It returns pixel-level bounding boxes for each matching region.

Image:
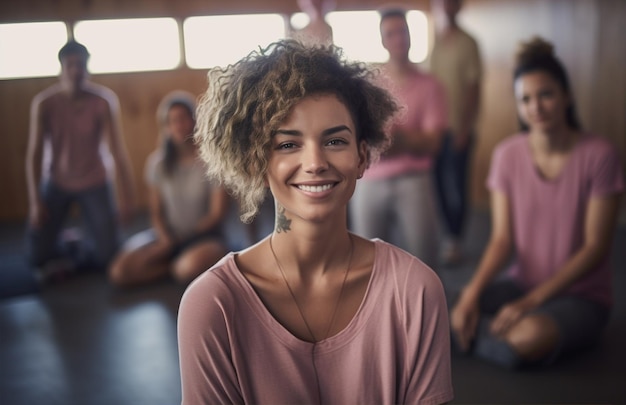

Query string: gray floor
[1,209,625,404]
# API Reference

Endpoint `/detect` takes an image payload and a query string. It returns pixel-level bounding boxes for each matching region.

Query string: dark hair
[58,40,90,62]
[514,37,581,131]
[379,7,407,24]
[157,92,197,175]
[195,39,398,222]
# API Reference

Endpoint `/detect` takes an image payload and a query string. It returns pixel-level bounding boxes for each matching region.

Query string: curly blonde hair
[195,39,399,223]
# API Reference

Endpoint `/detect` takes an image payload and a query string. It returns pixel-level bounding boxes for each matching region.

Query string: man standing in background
[350,8,447,267]
[430,0,482,266]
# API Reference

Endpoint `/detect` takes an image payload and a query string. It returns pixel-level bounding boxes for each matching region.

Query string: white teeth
[298,184,333,193]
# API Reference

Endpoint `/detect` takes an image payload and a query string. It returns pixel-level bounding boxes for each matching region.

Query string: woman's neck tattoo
[275,205,291,233]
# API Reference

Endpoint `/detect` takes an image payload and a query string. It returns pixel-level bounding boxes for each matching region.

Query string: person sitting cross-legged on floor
[450,37,624,369]
[109,92,228,287]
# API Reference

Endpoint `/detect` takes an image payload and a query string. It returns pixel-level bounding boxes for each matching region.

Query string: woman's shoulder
[490,133,528,163]
[495,133,527,152]
[144,149,166,180]
[372,239,442,287]
[370,240,447,313]
[373,239,414,261]
[575,134,624,182]
[577,133,619,156]
[180,253,241,309]
[178,253,252,340]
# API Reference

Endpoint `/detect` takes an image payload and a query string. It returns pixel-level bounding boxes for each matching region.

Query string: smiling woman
[267,95,364,227]
[178,39,454,405]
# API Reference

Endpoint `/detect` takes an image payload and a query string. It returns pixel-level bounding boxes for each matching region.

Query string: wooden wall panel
[0,0,624,220]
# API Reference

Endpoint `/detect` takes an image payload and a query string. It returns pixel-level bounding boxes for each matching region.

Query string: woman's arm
[194,186,229,235]
[178,275,243,404]
[403,259,454,405]
[450,190,513,350]
[490,193,621,335]
[148,185,175,251]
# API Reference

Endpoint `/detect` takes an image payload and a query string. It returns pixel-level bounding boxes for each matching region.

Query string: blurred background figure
[450,37,624,369]
[350,7,447,267]
[221,192,275,253]
[286,0,334,46]
[108,91,227,287]
[430,0,482,266]
[25,40,136,282]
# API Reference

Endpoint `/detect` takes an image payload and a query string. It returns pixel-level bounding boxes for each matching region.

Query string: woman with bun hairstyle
[108,91,228,287]
[450,37,624,368]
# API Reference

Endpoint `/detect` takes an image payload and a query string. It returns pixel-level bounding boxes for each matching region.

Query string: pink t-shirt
[487,133,624,307]
[178,239,453,405]
[39,83,115,191]
[364,70,447,180]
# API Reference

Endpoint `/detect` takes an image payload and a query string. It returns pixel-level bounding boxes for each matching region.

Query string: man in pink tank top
[25,40,135,281]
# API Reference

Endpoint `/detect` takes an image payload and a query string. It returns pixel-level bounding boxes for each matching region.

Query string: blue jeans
[433,131,473,239]
[26,181,120,271]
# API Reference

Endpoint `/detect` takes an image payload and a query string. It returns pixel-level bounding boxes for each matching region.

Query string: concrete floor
[1,209,625,404]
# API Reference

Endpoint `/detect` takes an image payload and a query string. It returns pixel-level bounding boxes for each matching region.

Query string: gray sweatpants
[349,172,439,268]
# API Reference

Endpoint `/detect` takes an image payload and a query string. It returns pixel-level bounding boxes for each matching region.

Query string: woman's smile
[296,182,336,193]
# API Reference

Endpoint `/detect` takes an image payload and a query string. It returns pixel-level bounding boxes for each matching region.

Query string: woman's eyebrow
[322,125,352,136]
[275,129,301,136]
[274,125,352,137]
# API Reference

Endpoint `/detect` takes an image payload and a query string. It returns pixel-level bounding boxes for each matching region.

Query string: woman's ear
[357,140,368,174]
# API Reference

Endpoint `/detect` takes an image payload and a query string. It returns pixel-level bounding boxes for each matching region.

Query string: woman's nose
[302,144,329,174]
[530,98,539,111]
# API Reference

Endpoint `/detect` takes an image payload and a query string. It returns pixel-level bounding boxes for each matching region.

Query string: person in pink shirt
[450,37,624,368]
[350,7,447,267]
[178,39,453,404]
[25,40,136,281]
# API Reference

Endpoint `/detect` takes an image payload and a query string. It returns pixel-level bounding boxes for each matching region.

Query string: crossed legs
[109,230,225,287]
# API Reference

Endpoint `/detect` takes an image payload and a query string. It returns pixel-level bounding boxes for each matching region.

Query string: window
[327,10,428,64]
[73,18,180,74]
[183,14,285,69]
[0,9,429,80]
[0,22,68,79]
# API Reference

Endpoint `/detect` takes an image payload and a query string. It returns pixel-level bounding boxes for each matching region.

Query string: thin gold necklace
[268,233,355,343]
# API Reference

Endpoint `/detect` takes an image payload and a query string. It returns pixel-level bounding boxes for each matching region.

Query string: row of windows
[0,11,428,80]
